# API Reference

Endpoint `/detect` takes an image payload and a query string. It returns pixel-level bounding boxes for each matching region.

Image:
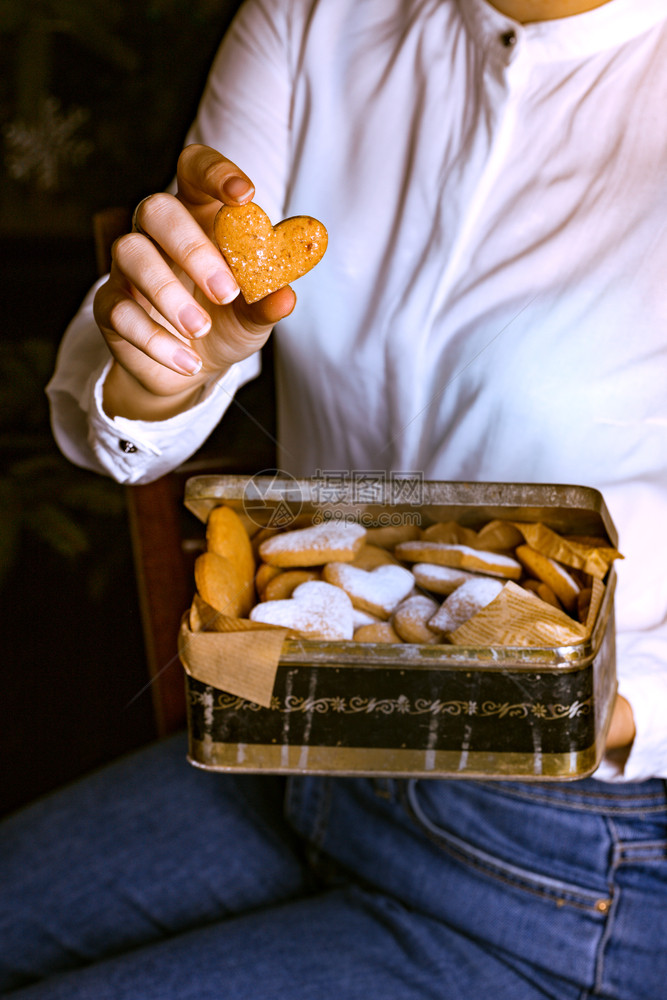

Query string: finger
[235,285,297,330]
[111,230,213,339]
[94,273,203,377]
[176,143,254,211]
[132,193,239,306]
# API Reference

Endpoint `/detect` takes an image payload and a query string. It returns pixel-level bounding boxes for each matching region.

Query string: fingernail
[178,303,211,338]
[208,269,239,304]
[223,176,254,202]
[172,347,202,375]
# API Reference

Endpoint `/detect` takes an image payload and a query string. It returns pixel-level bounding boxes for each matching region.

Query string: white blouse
[47,0,667,781]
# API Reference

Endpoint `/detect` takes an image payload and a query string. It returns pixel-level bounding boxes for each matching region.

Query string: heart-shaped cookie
[392,595,442,644]
[258,520,366,568]
[249,580,353,640]
[214,202,328,304]
[322,563,415,620]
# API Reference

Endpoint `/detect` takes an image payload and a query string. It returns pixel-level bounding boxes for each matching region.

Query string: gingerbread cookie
[258,521,366,568]
[515,544,580,612]
[322,562,415,619]
[395,541,522,580]
[349,543,400,570]
[255,562,282,597]
[206,505,256,586]
[522,578,562,609]
[214,202,328,304]
[411,563,479,596]
[195,551,252,618]
[351,608,384,629]
[364,524,421,549]
[392,595,442,644]
[353,622,403,643]
[262,568,321,601]
[248,580,353,640]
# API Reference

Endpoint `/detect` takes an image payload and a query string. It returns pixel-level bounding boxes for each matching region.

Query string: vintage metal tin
[182,478,618,780]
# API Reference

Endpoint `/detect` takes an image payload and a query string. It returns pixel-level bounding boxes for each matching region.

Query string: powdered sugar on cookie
[429,577,504,634]
[259,521,366,567]
[392,595,442,644]
[249,580,354,639]
[395,541,522,580]
[323,562,415,619]
[411,563,479,595]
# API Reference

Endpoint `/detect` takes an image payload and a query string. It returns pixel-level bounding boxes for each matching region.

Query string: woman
[4,1,666,996]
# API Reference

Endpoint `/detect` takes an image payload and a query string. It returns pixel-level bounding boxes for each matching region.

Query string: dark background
[0,0,246,817]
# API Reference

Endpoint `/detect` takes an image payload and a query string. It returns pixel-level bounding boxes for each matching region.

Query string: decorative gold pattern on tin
[188,688,592,723]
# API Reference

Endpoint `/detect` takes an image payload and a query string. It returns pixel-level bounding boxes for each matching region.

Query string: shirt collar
[458,0,667,63]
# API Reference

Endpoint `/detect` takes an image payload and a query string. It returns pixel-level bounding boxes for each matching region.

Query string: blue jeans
[1,733,665,999]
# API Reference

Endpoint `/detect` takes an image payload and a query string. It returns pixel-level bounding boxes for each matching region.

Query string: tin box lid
[184,477,618,547]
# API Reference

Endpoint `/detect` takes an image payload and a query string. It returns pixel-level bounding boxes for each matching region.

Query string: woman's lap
[2,734,666,999]
[0,733,311,993]
[2,880,568,1000]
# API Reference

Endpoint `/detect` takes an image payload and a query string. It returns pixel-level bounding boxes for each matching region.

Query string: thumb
[233,285,297,332]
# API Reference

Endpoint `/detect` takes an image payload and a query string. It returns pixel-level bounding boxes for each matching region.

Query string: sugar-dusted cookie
[395,541,522,580]
[262,568,321,601]
[215,202,328,304]
[323,562,415,620]
[259,520,366,568]
[411,563,479,596]
[515,544,580,612]
[353,622,403,643]
[392,595,442,644]
[428,577,504,634]
[352,607,384,629]
[249,580,353,640]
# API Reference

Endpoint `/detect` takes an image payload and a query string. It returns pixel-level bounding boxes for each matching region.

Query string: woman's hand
[605,693,636,752]
[93,144,296,420]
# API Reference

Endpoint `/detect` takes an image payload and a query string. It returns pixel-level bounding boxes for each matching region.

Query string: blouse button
[500,29,517,47]
[119,439,138,454]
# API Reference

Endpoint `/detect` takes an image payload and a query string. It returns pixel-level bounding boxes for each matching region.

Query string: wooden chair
[93,207,276,735]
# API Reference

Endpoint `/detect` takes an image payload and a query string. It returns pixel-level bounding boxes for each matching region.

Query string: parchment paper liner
[179,594,317,708]
[450,578,604,647]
